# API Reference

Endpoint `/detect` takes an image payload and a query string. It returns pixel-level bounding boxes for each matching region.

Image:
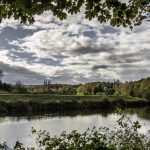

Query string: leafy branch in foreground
[0,110,150,150]
[0,0,150,29]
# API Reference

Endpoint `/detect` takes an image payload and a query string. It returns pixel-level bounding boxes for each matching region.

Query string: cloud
[0,11,150,84]
[107,53,142,64]
[0,62,47,84]
[92,65,110,70]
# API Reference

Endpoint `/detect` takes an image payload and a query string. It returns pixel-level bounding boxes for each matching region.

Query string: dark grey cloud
[101,25,119,34]
[0,26,41,64]
[120,68,150,81]
[38,57,63,66]
[50,73,76,84]
[108,53,142,64]
[83,30,97,39]
[0,62,47,84]
[0,26,34,50]
[92,65,110,70]
[72,44,114,55]
[7,51,37,63]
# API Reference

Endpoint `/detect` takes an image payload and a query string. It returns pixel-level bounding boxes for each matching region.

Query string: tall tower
[44,78,52,85]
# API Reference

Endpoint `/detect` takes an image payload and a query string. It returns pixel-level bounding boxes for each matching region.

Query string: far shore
[0,94,149,116]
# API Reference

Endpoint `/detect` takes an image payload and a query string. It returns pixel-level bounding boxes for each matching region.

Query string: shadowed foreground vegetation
[0,110,150,150]
[0,94,149,116]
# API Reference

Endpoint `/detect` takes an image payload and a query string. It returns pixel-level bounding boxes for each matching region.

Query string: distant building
[44,78,52,86]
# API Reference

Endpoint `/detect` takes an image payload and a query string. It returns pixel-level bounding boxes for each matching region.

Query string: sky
[0,11,150,85]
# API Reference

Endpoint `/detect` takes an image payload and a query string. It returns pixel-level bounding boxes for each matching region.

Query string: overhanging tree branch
[0,0,150,28]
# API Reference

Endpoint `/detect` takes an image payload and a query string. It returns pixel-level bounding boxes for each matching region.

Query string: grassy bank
[0,94,145,102]
[0,94,149,116]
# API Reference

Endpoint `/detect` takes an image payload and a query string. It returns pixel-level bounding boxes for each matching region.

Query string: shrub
[142,88,150,100]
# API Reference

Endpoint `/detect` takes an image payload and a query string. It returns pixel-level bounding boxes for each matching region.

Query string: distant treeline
[0,77,150,100]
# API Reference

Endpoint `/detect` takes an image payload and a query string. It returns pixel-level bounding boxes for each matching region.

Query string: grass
[0,90,10,94]
[0,94,144,103]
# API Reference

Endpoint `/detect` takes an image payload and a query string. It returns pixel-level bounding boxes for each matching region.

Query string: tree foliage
[11,81,28,94]
[116,77,150,100]
[0,0,150,28]
[0,70,3,80]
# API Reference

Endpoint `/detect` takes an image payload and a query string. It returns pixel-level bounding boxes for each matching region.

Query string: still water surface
[0,107,150,148]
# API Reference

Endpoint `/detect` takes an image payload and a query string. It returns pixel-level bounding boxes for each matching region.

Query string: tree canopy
[0,0,150,29]
[0,70,3,80]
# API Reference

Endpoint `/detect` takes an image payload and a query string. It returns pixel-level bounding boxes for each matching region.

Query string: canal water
[0,107,150,148]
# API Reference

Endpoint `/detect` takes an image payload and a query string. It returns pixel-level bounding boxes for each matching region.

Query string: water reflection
[0,109,114,124]
[0,107,150,148]
[125,107,150,120]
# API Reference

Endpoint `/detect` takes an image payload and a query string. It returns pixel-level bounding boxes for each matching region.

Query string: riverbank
[0,94,149,116]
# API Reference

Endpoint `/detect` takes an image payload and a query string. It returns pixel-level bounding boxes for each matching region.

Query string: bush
[11,89,20,94]
[142,88,150,100]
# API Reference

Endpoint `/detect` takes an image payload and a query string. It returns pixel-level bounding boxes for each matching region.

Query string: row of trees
[75,78,150,100]
[0,70,27,94]
[76,82,115,96]
[115,77,150,100]
[0,70,12,92]
[0,69,150,100]
[38,78,150,100]
[25,81,115,96]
